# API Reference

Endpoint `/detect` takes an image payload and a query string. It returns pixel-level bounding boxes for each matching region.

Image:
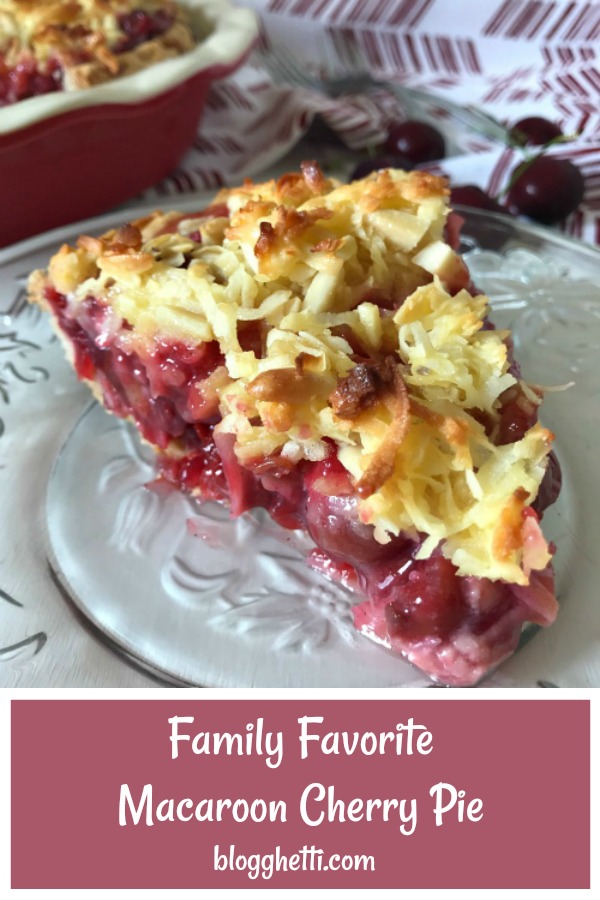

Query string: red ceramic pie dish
[0,0,258,248]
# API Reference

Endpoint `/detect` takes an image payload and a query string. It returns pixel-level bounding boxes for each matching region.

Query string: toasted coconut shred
[38,164,555,587]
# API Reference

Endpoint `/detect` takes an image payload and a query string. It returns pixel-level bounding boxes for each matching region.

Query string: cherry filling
[46,289,225,450]
[48,287,559,685]
[115,9,176,52]
[302,456,557,685]
[384,558,465,639]
[159,428,229,504]
[0,55,63,106]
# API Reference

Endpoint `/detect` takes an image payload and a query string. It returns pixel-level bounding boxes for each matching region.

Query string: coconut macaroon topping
[30,164,554,586]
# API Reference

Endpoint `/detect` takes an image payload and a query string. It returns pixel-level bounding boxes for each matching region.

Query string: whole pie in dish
[0,0,196,105]
[29,164,562,686]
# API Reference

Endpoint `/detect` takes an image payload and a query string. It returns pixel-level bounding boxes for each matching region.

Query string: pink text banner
[11,699,589,889]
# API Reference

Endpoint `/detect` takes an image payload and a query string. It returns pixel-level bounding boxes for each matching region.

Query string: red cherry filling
[47,287,559,683]
[0,55,63,106]
[116,9,175,51]
[45,289,225,449]
[305,461,469,643]
[159,426,229,503]
[496,382,540,445]
[384,558,465,640]
[305,456,413,567]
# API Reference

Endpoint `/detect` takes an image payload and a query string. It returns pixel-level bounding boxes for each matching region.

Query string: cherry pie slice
[0,0,195,105]
[29,164,561,686]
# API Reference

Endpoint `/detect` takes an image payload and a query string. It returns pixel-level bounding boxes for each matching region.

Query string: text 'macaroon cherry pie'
[28,163,562,686]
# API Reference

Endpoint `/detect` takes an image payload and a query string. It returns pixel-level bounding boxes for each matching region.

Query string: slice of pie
[29,163,561,686]
[0,0,196,105]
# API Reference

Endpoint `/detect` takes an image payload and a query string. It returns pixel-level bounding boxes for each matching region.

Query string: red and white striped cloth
[142,0,600,245]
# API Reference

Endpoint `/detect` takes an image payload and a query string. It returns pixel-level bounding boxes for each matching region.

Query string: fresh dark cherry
[510,116,563,147]
[384,557,466,640]
[384,120,446,164]
[505,155,585,224]
[350,154,413,181]
[450,184,505,213]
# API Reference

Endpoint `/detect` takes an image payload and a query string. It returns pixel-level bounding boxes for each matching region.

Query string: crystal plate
[1,204,598,687]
